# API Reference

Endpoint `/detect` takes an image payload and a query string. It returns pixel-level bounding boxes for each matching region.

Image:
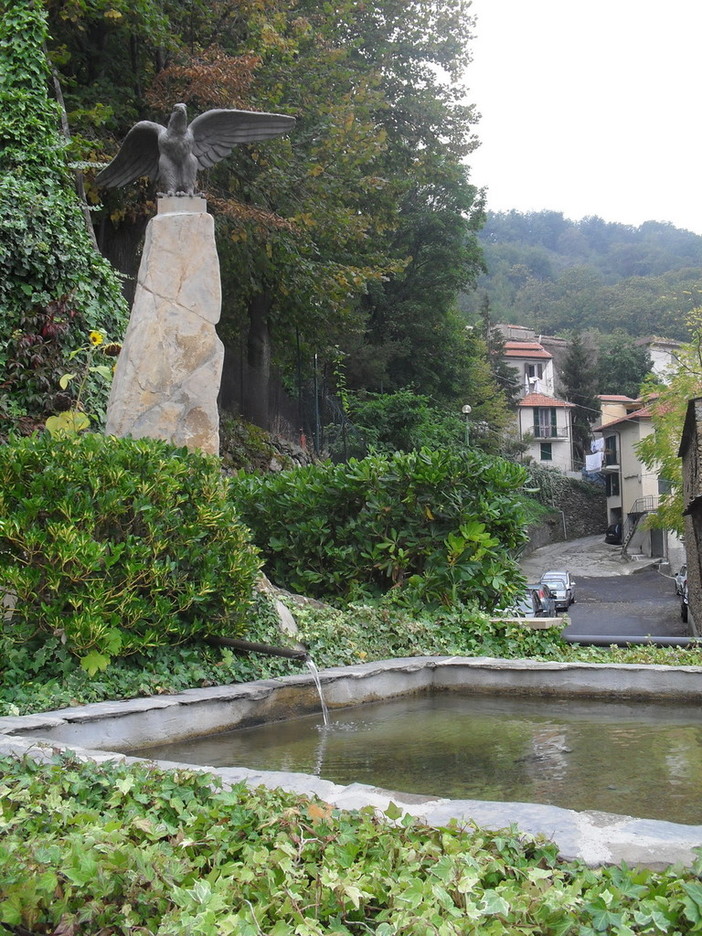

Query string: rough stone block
[105,200,223,454]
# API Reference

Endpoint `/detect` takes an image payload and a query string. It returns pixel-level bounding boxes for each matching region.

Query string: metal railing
[622,496,660,552]
[629,495,659,515]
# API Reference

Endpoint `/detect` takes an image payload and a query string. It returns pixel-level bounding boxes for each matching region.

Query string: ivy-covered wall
[0,0,128,436]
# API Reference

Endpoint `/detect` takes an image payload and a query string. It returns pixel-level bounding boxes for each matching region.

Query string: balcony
[532,426,569,440]
[629,495,659,515]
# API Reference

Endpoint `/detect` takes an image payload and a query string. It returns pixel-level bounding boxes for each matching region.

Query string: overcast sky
[466,0,702,234]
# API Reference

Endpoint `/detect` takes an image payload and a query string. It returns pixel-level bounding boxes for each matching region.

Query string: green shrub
[0,433,261,670]
[230,448,528,609]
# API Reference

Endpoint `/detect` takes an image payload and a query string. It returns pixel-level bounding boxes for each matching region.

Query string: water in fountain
[306,658,329,727]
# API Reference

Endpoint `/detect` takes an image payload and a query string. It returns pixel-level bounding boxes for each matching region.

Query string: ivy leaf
[682,881,702,924]
[480,889,510,916]
[384,801,403,821]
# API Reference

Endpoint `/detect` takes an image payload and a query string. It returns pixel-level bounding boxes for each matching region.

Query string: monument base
[105,199,223,455]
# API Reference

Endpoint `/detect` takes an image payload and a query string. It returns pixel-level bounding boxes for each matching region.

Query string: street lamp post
[461,404,472,446]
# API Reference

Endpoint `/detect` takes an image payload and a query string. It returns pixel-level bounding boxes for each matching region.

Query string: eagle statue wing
[95,121,164,188]
[188,109,296,170]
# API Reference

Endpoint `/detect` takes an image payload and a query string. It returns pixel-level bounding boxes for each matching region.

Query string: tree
[637,312,702,535]
[479,295,520,406]
[594,331,652,399]
[460,210,702,339]
[45,0,485,427]
[559,332,599,465]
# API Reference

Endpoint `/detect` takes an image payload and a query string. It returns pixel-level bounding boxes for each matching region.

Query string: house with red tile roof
[503,340,555,397]
[516,393,576,472]
[504,339,576,472]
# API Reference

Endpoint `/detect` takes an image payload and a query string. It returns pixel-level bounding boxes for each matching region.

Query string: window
[540,442,553,461]
[534,407,557,438]
[658,477,672,495]
[605,473,620,497]
[526,363,543,381]
[604,435,618,466]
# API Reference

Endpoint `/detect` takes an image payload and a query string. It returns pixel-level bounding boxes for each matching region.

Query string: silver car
[540,570,575,610]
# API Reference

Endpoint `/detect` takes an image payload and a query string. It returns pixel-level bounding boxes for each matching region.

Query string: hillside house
[634,336,683,383]
[517,393,576,472]
[504,339,555,397]
[497,324,569,397]
[502,337,576,472]
[593,399,665,557]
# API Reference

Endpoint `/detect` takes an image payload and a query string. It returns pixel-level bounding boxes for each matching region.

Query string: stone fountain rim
[2,655,702,869]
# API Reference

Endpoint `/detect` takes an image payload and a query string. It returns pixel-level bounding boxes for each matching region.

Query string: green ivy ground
[3,596,702,933]
[2,754,702,935]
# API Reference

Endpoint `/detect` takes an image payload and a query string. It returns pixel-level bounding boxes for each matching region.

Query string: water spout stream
[306,659,330,727]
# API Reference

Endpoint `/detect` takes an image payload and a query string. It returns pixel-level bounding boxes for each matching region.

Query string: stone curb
[2,657,702,868]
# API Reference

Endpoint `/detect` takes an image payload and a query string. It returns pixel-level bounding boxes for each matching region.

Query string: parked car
[674,564,688,597]
[529,582,557,617]
[501,584,557,618]
[681,578,689,623]
[504,589,540,618]
[540,570,575,611]
[604,523,622,545]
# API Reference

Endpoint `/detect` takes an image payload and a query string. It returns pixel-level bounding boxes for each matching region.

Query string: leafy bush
[230,448,528,608]
[0,433,260,670]
[3,754,702,935]
[327,388,467,460]
[0,589,295,716]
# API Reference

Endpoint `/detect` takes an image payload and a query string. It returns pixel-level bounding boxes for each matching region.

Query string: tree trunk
[245,292,273,430]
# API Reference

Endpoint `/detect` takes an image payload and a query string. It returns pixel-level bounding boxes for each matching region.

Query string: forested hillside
[461,210,702,340]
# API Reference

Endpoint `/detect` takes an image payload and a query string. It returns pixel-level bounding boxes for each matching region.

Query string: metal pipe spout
[205,635,310,661]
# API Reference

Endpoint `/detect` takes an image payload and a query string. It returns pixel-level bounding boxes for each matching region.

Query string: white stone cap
[157,195,207,215]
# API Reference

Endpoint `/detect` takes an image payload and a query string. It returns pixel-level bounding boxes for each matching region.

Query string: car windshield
[511,595,534,615]
[542,577,566,589]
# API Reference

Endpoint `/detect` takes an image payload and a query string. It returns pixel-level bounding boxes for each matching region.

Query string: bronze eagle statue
[96,103,295,196]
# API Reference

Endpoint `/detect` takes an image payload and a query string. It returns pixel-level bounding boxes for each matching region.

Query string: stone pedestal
[105,196,223,455]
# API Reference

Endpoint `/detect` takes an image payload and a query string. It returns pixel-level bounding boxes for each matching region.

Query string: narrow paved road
[564,569,687,638]
[520,534,686,638]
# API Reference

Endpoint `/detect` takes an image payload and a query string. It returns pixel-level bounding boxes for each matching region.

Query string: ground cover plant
[2,594,701,717]
[2,753,702,935]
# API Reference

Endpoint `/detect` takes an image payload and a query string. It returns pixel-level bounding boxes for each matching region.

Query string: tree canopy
[462,210,702,341]
[35,0,493,437]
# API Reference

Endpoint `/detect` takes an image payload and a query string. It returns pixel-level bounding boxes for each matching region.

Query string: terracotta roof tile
[593,406,653,431]
[518,393,575,408]
[504,340,552,360]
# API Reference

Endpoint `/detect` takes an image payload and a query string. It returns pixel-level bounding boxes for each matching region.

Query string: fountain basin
[2,656,702,868]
